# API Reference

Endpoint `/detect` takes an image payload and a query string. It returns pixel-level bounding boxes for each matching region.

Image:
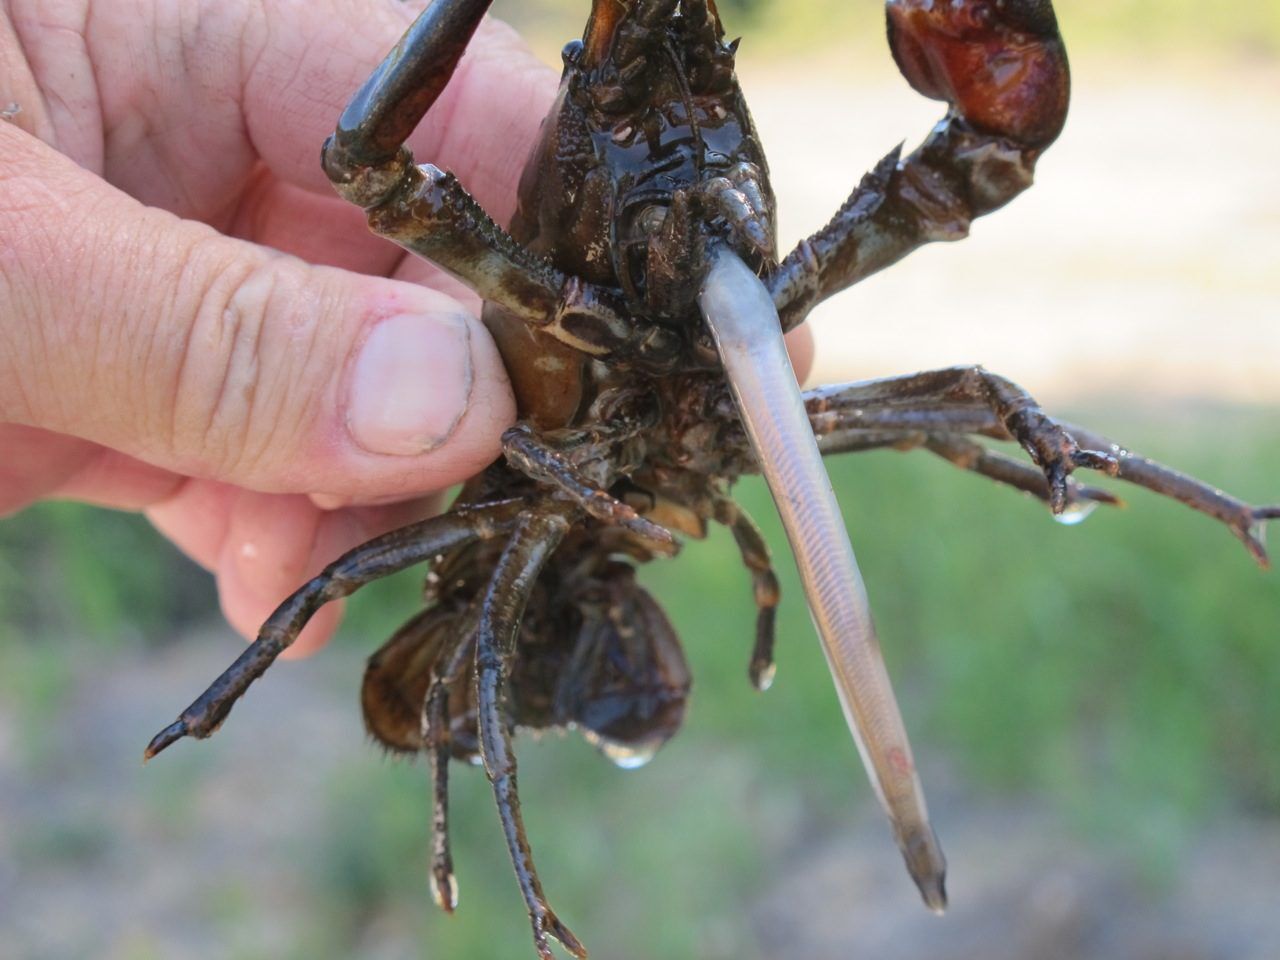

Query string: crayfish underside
[144,2,1279,958]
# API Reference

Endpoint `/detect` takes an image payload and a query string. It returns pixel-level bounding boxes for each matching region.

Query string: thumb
[0,122,514,500]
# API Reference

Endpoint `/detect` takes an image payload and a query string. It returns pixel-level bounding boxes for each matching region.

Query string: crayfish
[144,1,1279,956]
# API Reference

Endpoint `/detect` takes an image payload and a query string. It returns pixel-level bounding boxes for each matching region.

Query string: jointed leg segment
[473,510,583,960]
[321,0,681,370]
[143,499,528,760]
[1064,424,1280,567]
[713,498,781,691]
[807,366,1118,513]
[422,611,479,914]
[770,0,1071,330]
[503,423,676,554]
[804,375,1280,565]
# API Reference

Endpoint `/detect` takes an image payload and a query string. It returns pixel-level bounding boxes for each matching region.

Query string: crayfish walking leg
[144,500,528,758]
[801,378,1280,564]
[320,0,680,368]
[713,497,781,691]
[807,366,1120,513]
[473,510,584,960]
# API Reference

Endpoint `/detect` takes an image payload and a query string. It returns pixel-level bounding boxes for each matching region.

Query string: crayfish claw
[142,719,189,762]
[1073,483,1125,509]
[1045,463,1070,515]
[886,0,1070,147]
[532,906,588,960]
[1071,447,1121,478]
[1237,506,1280,570]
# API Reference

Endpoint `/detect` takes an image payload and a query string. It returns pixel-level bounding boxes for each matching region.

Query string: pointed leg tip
[1044,463,1070,515]
[1242,511,1275,569]
[563,934,588,960]
[535,910,587,960]
[1078,486,1124,509]
[430,869,459,914]
[628,516,678,556]
[749,660,777,692]
[143,720,188,762]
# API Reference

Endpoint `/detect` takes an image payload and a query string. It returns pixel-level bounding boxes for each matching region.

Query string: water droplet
[583,730,659,769]
[754,662,777,692]
[1054,500,1098,527]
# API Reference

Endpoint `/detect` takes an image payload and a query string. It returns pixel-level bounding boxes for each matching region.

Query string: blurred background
[2,1,1278,958]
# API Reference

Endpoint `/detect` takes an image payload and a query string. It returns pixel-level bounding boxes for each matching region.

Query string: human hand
[0,1,555,654]
[0,0,814,656]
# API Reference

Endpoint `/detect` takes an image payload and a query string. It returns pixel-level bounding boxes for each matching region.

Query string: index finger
[243,7,556,219]
[88,1,556,224]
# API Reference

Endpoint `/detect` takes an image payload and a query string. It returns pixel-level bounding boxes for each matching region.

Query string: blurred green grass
[3,405,1276,956]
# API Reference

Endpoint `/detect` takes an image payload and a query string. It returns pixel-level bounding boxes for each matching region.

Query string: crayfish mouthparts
[699,247,947,912]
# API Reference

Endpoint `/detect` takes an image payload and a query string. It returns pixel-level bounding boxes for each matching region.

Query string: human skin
[0,0,815,655]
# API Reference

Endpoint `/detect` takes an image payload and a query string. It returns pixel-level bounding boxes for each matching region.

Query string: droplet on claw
[752,661,778,692]
[1053,500,1098,527]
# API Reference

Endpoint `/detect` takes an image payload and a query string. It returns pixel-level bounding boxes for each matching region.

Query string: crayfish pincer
[144,1,1278,956]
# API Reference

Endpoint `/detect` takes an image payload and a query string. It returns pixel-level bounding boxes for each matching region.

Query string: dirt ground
[3,626,1279,960]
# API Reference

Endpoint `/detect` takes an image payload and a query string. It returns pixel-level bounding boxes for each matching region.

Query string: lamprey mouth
[699,246,947,913]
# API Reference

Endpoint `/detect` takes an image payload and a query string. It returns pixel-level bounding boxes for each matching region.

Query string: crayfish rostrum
[144,1,1279,956]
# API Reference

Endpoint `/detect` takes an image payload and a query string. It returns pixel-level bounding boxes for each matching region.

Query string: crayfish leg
[143,500,526,760]
[322,0,678,369]
[712,498,781,691]
[502,423,676,555]
[801,375,1279,565]
[769,0,1072,330]
[473,510,586,960]
[421,613,480,914]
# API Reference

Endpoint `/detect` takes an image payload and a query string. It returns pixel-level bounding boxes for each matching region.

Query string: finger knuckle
[174,247,321,480]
